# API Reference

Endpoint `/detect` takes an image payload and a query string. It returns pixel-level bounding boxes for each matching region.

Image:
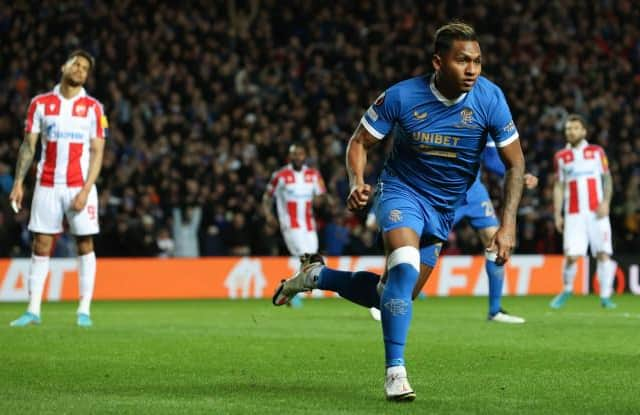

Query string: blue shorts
[453,179,499,229]
[374,170,452,267]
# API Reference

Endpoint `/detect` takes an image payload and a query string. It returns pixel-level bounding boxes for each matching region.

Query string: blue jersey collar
[429,74,468,107]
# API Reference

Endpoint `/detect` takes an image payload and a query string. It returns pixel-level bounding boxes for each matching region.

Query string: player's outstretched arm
[9,132,39,212]
[489,139,525,264]
[345,124,379,211]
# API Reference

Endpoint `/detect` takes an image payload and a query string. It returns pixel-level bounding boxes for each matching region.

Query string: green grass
[1,296,639,414]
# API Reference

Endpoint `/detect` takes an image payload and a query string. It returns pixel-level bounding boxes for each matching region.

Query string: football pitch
[1,296,638,414]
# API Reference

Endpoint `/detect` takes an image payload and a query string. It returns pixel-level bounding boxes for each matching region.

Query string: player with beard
[9,50,107,328]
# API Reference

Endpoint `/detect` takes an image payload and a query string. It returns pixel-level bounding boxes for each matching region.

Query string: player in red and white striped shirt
[9,50,107,327]
[263,143,327,257]
[263,143,383,320]
[550,114,616,309]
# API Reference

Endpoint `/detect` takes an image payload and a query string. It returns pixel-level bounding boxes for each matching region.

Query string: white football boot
[488,309,525,324]
[272,254,324,306]
[384,366,416,402]
[369,307,381,321]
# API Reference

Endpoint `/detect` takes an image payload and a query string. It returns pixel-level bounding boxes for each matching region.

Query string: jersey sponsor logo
[45,122,84,141]
[412,132,460,147]
[565,167,597,178]
[374,91,385,106]
[413,110,428,120]
[418,146,457,158]
[388,209,402,223]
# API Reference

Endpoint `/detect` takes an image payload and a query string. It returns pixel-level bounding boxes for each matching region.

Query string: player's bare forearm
[602,172,613,205]
[497,141,525,227]
[82,138,105,192]
[502,167,524,227]
[553,179,564,219]
[346,124,378,188]
[13,133,38,185]
[262,195,273,218]
[345,124,380,210]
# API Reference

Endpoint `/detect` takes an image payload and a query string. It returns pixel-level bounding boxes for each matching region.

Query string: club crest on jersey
[388,209,402,223]
[413,110,428,120]
[460,108,474,124]
[374,91,386,106]
[73,103,87,117]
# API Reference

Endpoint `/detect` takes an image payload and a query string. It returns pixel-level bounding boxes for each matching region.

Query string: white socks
[26,255,50,316]
[597,259,615,300]
[77,252,96,316]
[562,261,577,293]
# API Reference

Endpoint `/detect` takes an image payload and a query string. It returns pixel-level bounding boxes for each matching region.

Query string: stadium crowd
[0,0,638,257]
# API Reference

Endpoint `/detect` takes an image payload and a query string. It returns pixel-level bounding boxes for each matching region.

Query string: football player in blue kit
[455,139,538,324]
[273,22,525,401]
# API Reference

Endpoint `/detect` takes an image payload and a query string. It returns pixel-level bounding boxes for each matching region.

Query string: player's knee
[596,252,610,262]
[388,246,420,273]
[478,226,498,248]
[386,246,421,294]
[32,236,52,256]
[76,236,94,255]
[566,256,579,265]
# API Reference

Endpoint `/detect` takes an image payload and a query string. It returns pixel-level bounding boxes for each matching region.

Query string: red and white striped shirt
[554,140,609,215]
[25,84,107,187]
[266,164,326,231]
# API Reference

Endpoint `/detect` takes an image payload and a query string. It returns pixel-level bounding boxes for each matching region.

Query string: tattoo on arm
[14,140,36,183]
[501,165,525,226]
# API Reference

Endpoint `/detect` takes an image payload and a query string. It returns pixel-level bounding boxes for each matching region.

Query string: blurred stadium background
[1,2,640,413]
[0,0,638,259]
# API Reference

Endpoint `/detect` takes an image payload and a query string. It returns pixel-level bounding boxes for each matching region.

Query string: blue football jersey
[362,74,518,209]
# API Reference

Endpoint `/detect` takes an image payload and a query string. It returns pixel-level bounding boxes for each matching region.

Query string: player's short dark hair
[433,22,478,55]
[565,114,588,130]
[66,49,95,71]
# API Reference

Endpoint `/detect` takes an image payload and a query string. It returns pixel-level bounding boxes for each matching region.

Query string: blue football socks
[316,268,380,308]
[381,263,419,367]
[486,259,504,316]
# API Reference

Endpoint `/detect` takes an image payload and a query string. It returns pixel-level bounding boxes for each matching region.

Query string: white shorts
[28,184,100,236]
[563,213,612,257]
[281,228,318,257]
